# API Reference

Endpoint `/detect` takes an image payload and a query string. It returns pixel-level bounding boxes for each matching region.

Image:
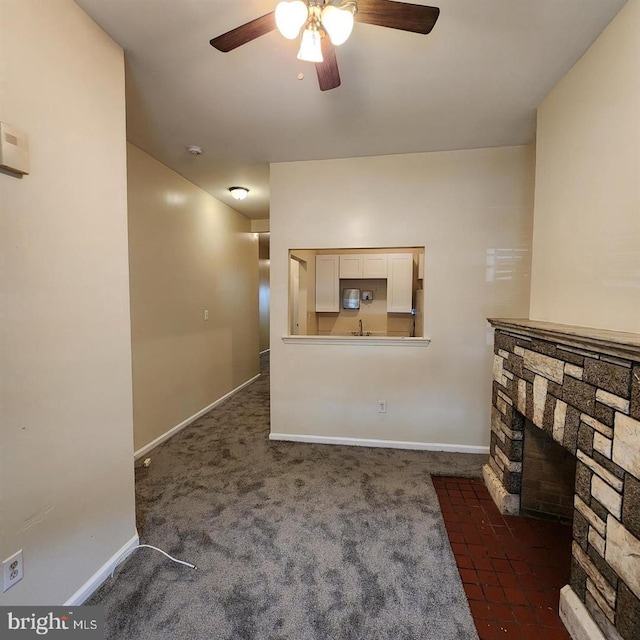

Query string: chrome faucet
[351,319,366,337]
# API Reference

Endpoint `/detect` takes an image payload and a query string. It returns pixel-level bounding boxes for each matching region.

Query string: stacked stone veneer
[486,321,640,640]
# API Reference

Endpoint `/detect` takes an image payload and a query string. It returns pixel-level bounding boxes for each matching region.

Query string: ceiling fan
[210,0,440,91]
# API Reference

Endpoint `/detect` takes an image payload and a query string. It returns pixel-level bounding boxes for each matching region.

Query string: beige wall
[530,0,640,333]
[127,144,259,452]
[270,146,535,449]
[0,0,136,604]
[252,219,270,233]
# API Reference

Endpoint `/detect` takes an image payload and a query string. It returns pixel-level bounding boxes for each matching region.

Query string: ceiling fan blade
[316,38,341,91]
[210,12,277,52]
[355,0,439,34]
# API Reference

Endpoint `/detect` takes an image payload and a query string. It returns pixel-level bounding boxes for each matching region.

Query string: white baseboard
[269,432,489,454]
[134,374,261,459]
[64,533,139,605]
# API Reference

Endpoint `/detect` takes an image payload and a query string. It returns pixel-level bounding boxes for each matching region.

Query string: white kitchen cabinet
[339,253,388,279]
[315,255,340,312]
[363,254,388,278]
[387,253,413,313]
[339,254,363,279]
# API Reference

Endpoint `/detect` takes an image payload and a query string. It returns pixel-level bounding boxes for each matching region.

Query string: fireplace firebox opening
[521,417,577,524]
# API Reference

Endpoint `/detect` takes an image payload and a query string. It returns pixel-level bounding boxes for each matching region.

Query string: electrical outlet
[204,309,209,321]
[378,400,387,413]
[2,550,23,592]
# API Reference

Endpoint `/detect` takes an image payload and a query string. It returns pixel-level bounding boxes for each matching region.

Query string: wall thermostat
[0,123,30,175]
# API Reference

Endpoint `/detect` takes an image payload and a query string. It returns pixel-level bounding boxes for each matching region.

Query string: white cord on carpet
[110,544,197,578]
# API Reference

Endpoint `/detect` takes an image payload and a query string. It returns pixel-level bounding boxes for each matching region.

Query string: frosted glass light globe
[321,5,354,46]
[297,28,323,63]
[275,1,308,39]
[229,187,249,200]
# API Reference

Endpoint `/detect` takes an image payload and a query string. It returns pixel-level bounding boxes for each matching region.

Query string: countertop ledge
[282,336,431,347]
[488,318,640,361]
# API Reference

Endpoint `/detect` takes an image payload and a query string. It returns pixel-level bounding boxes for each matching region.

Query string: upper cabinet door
[387,253,414,313]
[339,255,363,279]
[315,255,340,312]
[339,253,388,278]
[418,253,424,280]
[363,254,388,278]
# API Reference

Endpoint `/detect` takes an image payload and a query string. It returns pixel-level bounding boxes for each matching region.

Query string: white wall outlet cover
[0,123,30,175]
[2,549,24,592]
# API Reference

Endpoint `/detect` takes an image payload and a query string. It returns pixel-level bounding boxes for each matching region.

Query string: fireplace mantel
[488,318,640,362]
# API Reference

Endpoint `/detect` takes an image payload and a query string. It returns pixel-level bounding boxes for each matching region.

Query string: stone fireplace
[485,318,640,640]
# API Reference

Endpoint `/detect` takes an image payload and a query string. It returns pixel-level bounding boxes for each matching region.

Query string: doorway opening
[289,254,308,335]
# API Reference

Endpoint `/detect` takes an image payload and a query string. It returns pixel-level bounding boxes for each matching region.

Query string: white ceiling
[76,0,626,219]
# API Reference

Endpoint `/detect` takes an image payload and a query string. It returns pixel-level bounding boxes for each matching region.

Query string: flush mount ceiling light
[210,0,440,91]
[229,186,250,200]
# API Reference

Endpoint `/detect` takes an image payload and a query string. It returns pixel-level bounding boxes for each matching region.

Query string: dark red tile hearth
[433,476,572,640]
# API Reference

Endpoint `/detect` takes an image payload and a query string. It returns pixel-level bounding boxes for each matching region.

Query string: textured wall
[0,0,136,604]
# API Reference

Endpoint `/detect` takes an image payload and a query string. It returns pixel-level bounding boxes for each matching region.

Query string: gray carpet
[89,353,485,640]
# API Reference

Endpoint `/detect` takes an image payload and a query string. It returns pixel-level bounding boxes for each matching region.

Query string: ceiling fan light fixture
[297,27,323,63]
[229,186,249,200]
[275,0,308,39]
[210,0,441,92]
[321,5,355,46]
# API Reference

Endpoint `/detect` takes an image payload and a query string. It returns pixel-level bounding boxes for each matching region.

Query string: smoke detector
[187,145,203,156]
